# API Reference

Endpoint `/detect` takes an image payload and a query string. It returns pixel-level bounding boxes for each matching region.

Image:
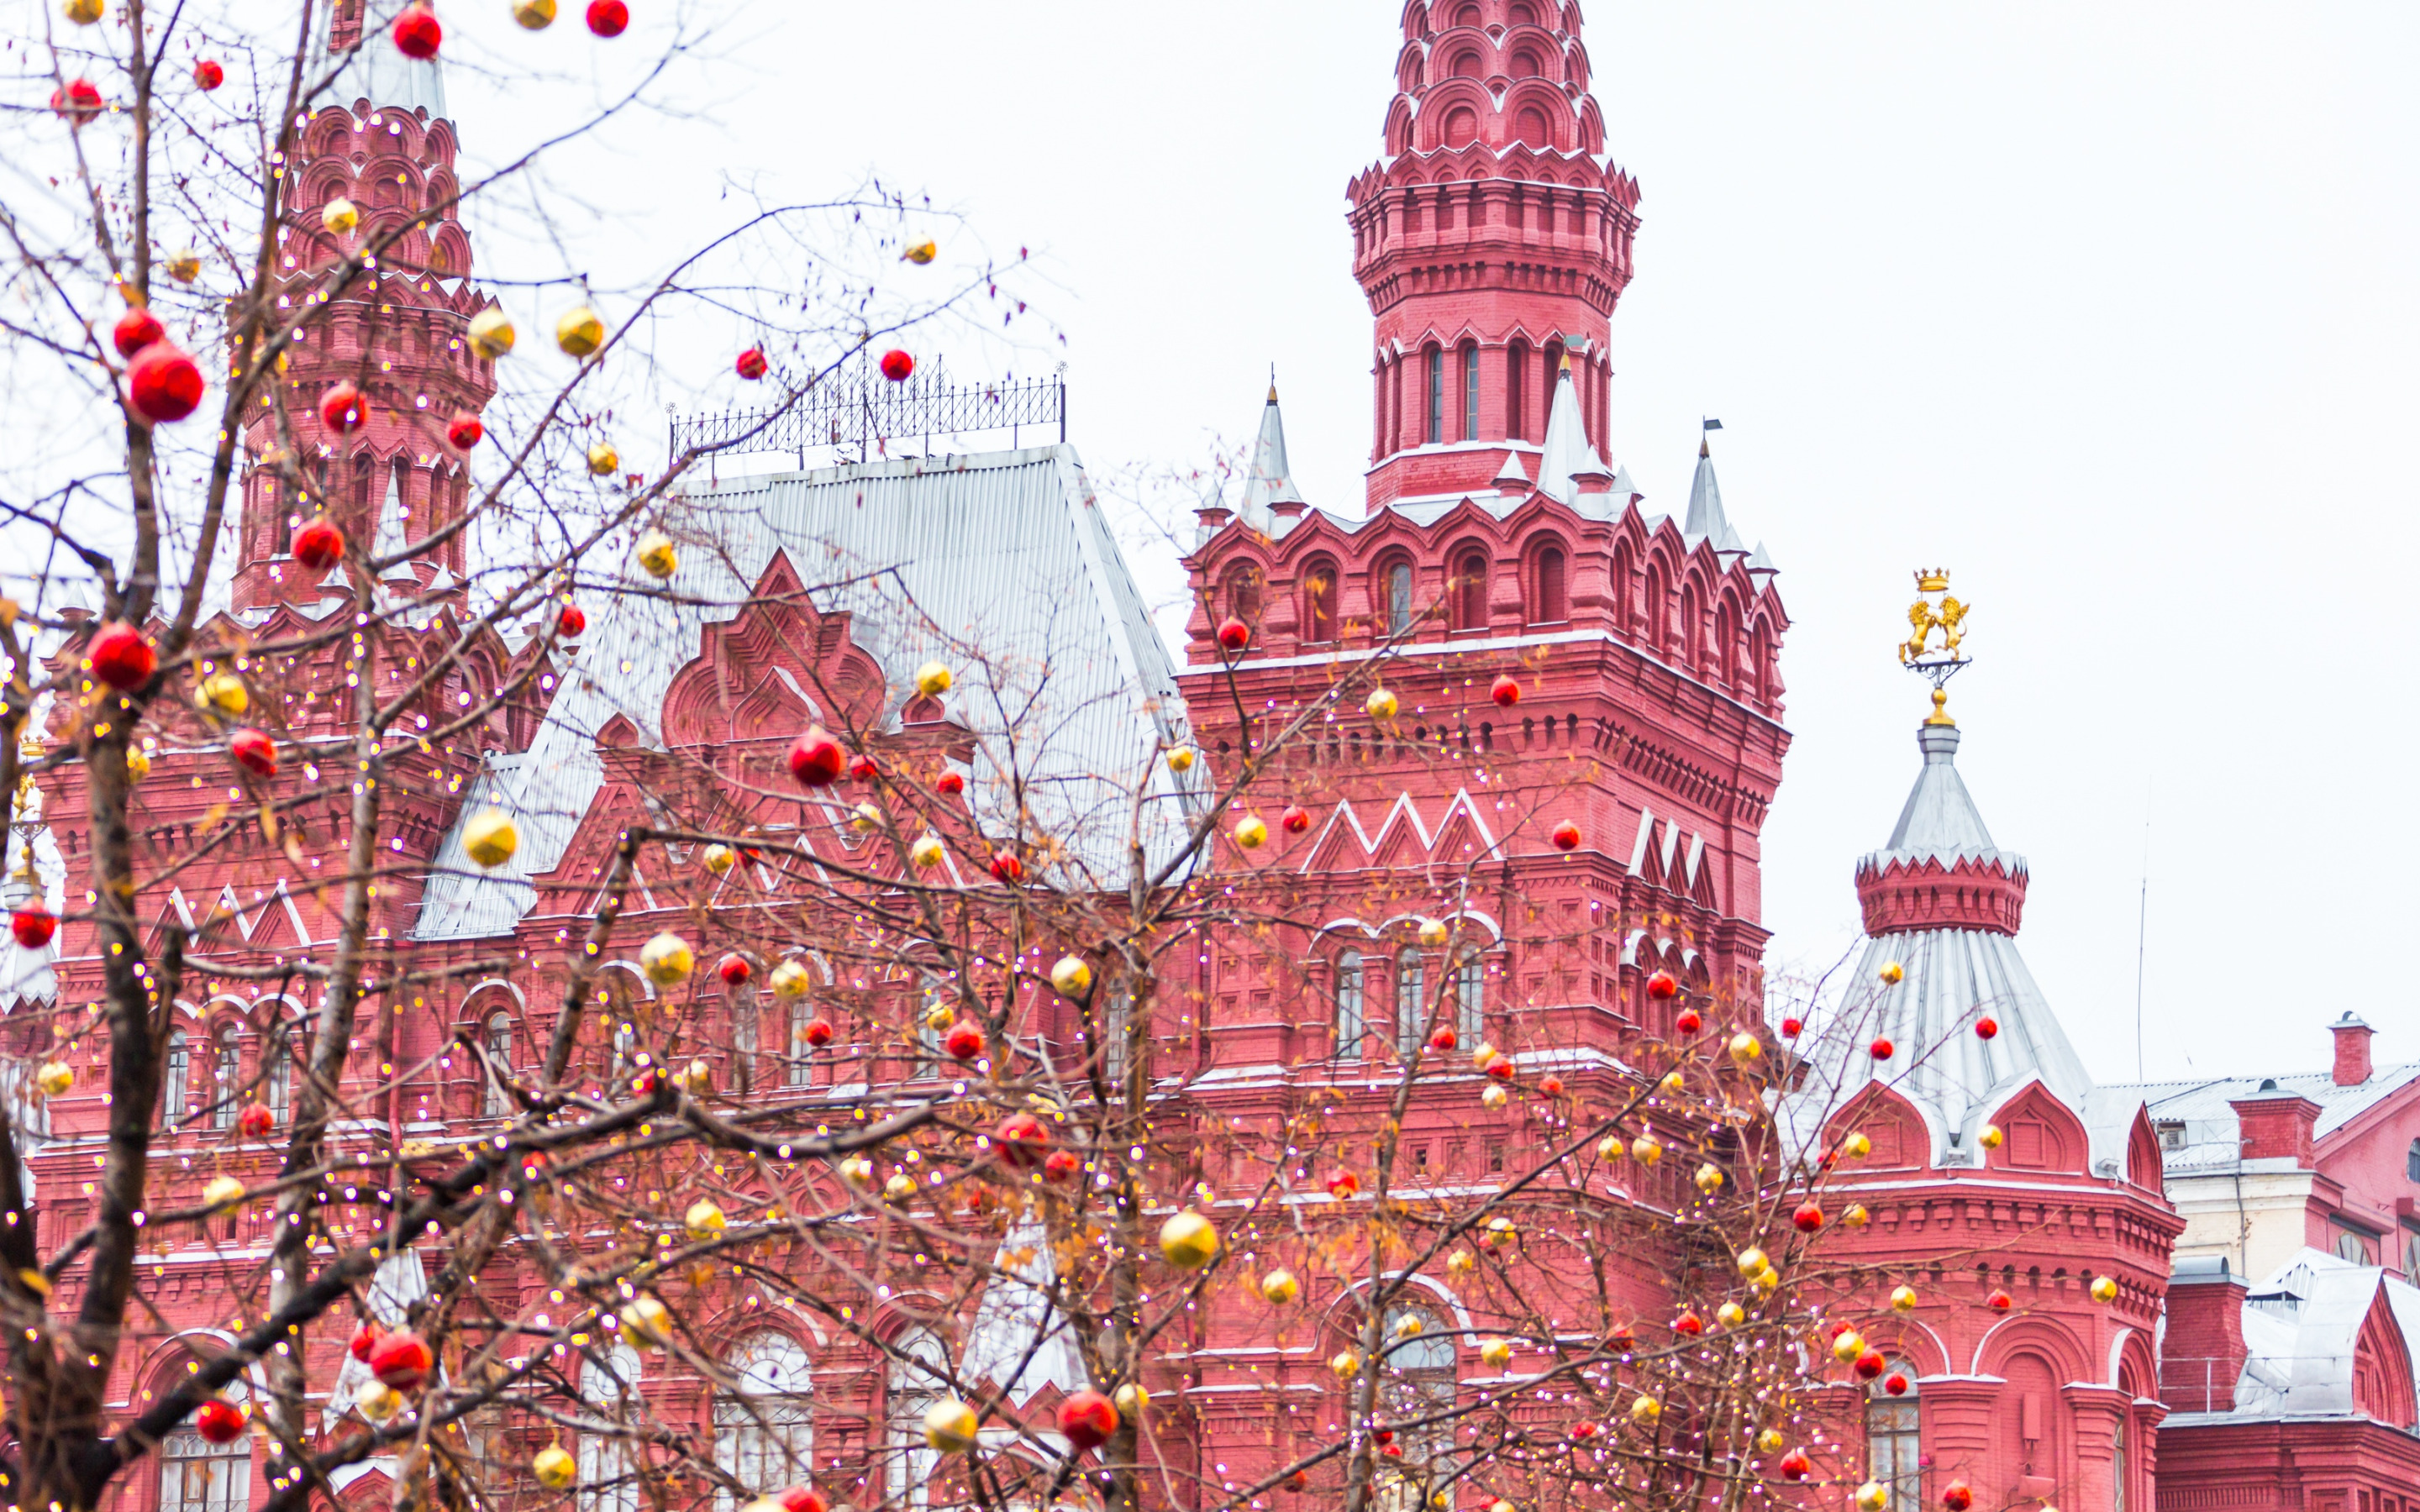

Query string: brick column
[2061,1383,2131,1512]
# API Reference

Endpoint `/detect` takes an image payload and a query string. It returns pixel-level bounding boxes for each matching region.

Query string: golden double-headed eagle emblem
[1897,570,1970,666]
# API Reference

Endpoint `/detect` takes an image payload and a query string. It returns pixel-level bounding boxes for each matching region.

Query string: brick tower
[1349,0,1641,511]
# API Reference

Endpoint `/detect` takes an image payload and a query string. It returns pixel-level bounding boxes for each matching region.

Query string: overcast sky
[448,2,2420,1084]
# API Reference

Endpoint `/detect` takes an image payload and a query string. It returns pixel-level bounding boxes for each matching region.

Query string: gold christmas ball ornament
[1831,1330,1866,1363]
[1365,686,1398,721]
[1233,814,1268,849]
[532,1446,578,1488]
[884,1173,917,1201]
[1418,917,1449,948]
[321,198,360,234]
[1113,1382,1149,1420]
[1628,1394,1661,1425]
[1258,1268,1299,1305]
[639,931,693,985]
[619,1295,672,1347]
[1479,1084,1510,1110]
[1856,1482,1891,1512]
[1597,1134,1627,1161]
[555,304,606,358]
[1445,1248,1476,1276]
[1891,1284,1919,1314]
[1715,1302,1747,1329]
[910,834,945,870]
[1757,1428,1785,1453]
[1843,1131,1873,1159]
[1693,1163,1725,1195]
[913,660,953,697]
[922,1000,955,1032]
[1394,1312,1425,1339]
[467,306,517,359]
[769,960,812,999]
[1165,746,1195,772]
[702,843,737,875]
[1050,956,1092,998]
[850,801,881,832]
[1735,1247,1770,1278]
[1844,1203,1871,1227]
[64,0,105,26]
[1754,1268,1781,1296]
[34,1060,73,1098]
[683,1200,724,1240]
[838,1155,874,1188]
[198,671,250,716]
[1158,1210,1218,1270]
[165,249,203,284]
[1631,1133,1663,1166]
[923,1399,981,1453]
[1728,1031,1763,1066]
[1481,1215,1517,1248]
[1659,1069,1686,1095]
[357,1381,404,1422]
[203,1174,245,1209]
[1879,961,1904,985]
[903,239,939,265]
[2091,1275,2120,1305]
[587,441,621,477]
[635,529,677,579]
[671,1058,709,1092]
[125,747,151,780]
[1480,1337,1513,1368]
[1979,1123,2004,1150]
[513,0,558,27]
[1328,1350,1360,1380]
[463,808,519,868]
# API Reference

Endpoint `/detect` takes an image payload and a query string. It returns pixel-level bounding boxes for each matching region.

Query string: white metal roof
[2101,1063,2420,1173]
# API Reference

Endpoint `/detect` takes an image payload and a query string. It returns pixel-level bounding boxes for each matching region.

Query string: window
[2158,1121,2187,1152]
[1506,341,1528,441]
[578,1342,644,1512]
[2335,1228,2373,1265]
[2406,1231,2420,1281]
[1460,341,1480,442]
[786,1000,817,1089]
[1386,560,1416,637]
[1425,348,1444,444]
[1334,952,1365,1061]
[913,980,946,1078]
[1531,546,1567,624]
[729,981,760,1094]
[161,1029,188,1130]
[715,1331,813,1506]
[1303,559,1339,643]
[1223,564,1263,627]
[1865,1362,1919,1512]
[1451,952,1485,1045]
[160,1423,249,1512]
[1374,1305,1457,1512]
[2407,1138,2420,1182]
[1395,949,1427,1058]
[483,1011,513,1117]
[1102,982,1134,1084]
[1453,551,1488,631]
[264,1023,291,1125]
[210,1025,241,1130]
[886,1330,949,1509]
[2112,1410,2128,1512]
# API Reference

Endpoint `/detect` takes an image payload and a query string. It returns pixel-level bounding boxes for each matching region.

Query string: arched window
[161,1028,189,1130]
[729,978,760,1094]
[1460,341,1480,441]
[1541,340,1564,406]
[1223,564,1263,628]
[1506,340,1528,441]
[1640,562,1667,653]
[1302,559,1339,643]
[2335,1228,2373,1264]
[1334,951,1365,1061]
[1386,559,1417,637]
[1449,50,1481,79]
[209,1024,241,1130]
[1425,347,1445,444]
[160,1385,251,1512]
[2113,1410,2129,1512]
[1749,619,1774,705]
[1680,584,1703,671]
[1452,4,1481,27]
[1101,981,1134,1084]
[1865,1362,1919,1512]
[1511,51,1542,80]
[1453,550,1489,632]
[1514,105,1550,144]
[2407,1138,2420,1182]
[1714,599,1741,686]
[1451,952,1485,1044]
[482,1011,513,1117]
[1509,3,1538,24]
[715,1331,814,1505]
[578,1341,644,1512]
[264,1021,291,1124]
[786,998,818,1089]
[886,1330,949,1509]
[1395,949,1427,1058]
[1531,545,1567,624]
[1607,541,1634,633]
[913,978,947,1078]
[1376,1305,1459,1498]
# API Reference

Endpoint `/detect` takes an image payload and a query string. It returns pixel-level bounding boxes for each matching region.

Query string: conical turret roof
[1237,381,1304,530]
[1535,361,1593,505]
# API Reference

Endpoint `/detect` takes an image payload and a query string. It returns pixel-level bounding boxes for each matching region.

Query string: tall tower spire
[1348,0,1641,512]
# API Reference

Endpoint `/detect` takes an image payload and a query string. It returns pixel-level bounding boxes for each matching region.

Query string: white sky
[355,2,2420,1083]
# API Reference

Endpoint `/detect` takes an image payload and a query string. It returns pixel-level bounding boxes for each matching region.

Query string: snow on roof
[2101,1063,2420,1173]
[2225,1248,2420,1423]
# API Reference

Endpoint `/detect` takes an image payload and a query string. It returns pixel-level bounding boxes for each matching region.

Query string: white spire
[1237,379,1305,531]
[1684,438,1730,543]
[1491,448,1532,492]
[1747,539,1778,583]
[373,463,417,583]
[1535,359,1592,505]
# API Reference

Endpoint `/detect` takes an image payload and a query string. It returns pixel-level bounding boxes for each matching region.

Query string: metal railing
[666,358,1066,470]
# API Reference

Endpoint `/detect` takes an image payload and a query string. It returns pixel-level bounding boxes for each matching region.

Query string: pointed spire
[1237,376,1305,531]
[1747,540,1778,585]
[1684,437,1730,543]
[373,464,417,583]
[1491,449,1532,492]
[1535,357,1592,505]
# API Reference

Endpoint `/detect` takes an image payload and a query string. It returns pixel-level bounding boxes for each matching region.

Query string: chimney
[2230,1085,2322,1167]
[2160,1255,2248,1412]
[2331,1011,2374,1087]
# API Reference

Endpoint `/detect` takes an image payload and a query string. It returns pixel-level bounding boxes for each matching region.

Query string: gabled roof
[2228,1248,2420,1423]
[2101,1063,2420,1173]
[414,446,1198,940]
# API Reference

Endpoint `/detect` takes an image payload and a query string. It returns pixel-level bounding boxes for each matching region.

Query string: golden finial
[1926,688,1954,727]
[1898,568,1972,723]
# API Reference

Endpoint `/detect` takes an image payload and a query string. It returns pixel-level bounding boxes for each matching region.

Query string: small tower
[1349,0,1641,511]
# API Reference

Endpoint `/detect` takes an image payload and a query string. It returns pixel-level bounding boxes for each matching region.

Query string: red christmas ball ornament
[1975,1016,1999,1041]
[878,349,915,381]
[194,1399,245,1445]
[1042,1147,1081,1183]
[1287,1473,1310,1493]
[1427,1026,1455,1052]
[350,1322,381,1362]
[1567,1420,1598,1441]
[944,1020,984,1061]
[1539,1074,1565,1097]
[1869,1036,1894,1061]
[735,347,769,381]
[846,754,876,783]
[1550,819,1581,851]
[994,1110,1051,1168]
[1486,1056,1515,1082]
[1672,1310,1703,1337]
[786,726,845,787]
[1281,804,1312,834]
[1776,1450,1812,1482]
[1791,1201,1825,1233]
[586,0,629,36]
[1607,1321,1635,1349]
[237,1102,274,1138]
[1645,970,1678,1000]
[1986,1289,2014,1312]
[1370,1427,1394,1446]
[51,79,104,123]
[113,306,165,358]
[777,1488,827,1512]
[1490,674,1522,707]
[11,909,57,950]
[1325,1168,1359,1199]
[717,953,752,986]
[1943,1483,1975,1512]
[518,1149,552,1183]
[934,770,965,796]
[392,3,444,58]
[1057,1389,1119,1452]
[802,1016,835,1048]
[1884,1371,1910,1397]
[1675,1010,1702,1035]
[318,381,366,433]
[228,727,277,778]
[445,412,484,450]
[1380,1443,1403,1459]
[1215,616,1250,652]
[556,604,587,638]
[1854,1351,1886,1380]
[89,621,156,690]
[1780,1016,1804,1038]
[989,851,1024,885]
[292,517,345,571]
[193,59,225,92]
[126,344,204,423]
[368,1330,434,1390]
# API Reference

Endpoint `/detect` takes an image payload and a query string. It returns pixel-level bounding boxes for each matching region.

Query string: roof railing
[667,358,1067,477]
